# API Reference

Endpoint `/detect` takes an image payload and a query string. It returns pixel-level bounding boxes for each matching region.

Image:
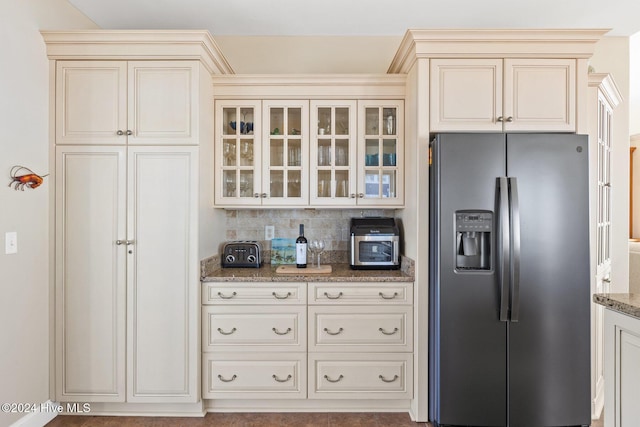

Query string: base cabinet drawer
[308,353,413,399]
[203,305,306,352]
[203,353,307,399]
[309,306,412,352]
[309,282,413,305]
[203,282,306,305]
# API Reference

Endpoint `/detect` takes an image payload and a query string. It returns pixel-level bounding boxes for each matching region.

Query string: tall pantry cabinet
[43,31,232,407]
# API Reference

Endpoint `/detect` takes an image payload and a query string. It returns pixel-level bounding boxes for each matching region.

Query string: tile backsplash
[224,208,396,252]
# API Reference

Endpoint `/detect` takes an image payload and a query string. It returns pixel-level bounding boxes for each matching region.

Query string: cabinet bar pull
[272,327,292,335]
[272,291,292,299]
[218,374,237,382]
[272,374,292,383]
[217,327,237,335]
[379,374,399,383]
[324,374,344,383]
[217,291,237,299]
[378,327,399,335]
[323,291,343,300]
[323,327,343,335]
[379,292,398,300]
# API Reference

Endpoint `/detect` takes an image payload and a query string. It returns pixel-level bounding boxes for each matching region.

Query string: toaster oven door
[352,235,399,266]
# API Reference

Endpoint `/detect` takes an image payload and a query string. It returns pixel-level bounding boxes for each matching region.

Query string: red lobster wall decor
[8,166,49,191]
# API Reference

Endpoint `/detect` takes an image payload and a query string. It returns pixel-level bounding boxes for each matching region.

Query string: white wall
[590,37,631,293]
[0,2,96,426]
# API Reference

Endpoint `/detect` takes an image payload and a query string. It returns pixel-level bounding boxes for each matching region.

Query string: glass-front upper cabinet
[262,100,309,205]
[310,101,357,206]
[357,100,404,206]
[214,100,262,206]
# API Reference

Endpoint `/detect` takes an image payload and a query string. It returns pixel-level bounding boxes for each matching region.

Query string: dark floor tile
[328,412,378,427]
[48,412,429,427]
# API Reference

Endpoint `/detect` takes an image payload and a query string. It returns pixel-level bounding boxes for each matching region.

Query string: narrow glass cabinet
[357,100,404,206]
[310,101,357,206]
[214,101,262,206]
[262,100,309,206]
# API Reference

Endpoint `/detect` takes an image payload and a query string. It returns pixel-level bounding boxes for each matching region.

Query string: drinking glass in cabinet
[240,140,253,165]
[288,170,301,198]
[335,170,349,198]
[335,140,348,166]
[318,107,331,135]
[318,141,331,167]
[365,139,380,166]
[383,108,396,135]
[335,107,349,135]
[223,140,236,166]
[223,171,236,197]
[288,142,301,167]
[383,139,397,166]
[382,171,396,198]
[270,140,284,166]
[270,171,284,198]
[223,108,236,135]
[318,170,331,197]
[239,171,253,197]
[365,108,379,135]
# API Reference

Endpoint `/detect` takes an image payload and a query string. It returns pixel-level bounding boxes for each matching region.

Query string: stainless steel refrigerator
[429,133,590,427]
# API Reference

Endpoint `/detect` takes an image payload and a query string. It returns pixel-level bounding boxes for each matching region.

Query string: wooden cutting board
[276,264,332,274]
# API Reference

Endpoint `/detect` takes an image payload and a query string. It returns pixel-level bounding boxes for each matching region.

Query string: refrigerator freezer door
[506,134,591,427]
[430,133,507,426]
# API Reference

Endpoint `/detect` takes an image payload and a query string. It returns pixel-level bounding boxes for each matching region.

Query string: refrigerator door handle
[509,177,521,322]
[498,177,511,322]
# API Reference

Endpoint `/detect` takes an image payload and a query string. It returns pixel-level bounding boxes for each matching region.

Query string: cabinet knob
[505,116,514,123]
[350,194,356,199]
[116,240,126,245]
[116,130,124,136]
[496,116,504,123]
[261,193,268,198]
[603,183,611,187]
[126,130,133,136]
[358,193,364,198]
[254,193,260,198]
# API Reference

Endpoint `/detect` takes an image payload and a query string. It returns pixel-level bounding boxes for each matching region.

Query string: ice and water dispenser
[455,210,492,271]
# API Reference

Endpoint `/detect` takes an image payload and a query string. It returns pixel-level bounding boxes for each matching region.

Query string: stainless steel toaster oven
[349,217,400,270]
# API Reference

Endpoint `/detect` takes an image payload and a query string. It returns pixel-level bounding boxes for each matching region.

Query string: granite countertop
[593,293,640,320]
[202,263,414,283]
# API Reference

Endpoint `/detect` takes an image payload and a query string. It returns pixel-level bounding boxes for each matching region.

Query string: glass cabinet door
[358,100,403,206]
[215,101,262,206]
[262,100,309,205]
[310,101,357,205]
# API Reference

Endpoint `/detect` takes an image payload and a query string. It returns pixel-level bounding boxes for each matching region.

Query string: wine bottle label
[296,243,307,265]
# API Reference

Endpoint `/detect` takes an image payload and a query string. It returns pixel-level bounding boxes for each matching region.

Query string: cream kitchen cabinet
[604,307,640,427]
[588,73,622,419]
[214,100,309,206]
[430,58,576,132]
[307,282,413,400]
[214,98,404,208]
[201,282,308,399]
[55,60,199,145]
[55,145,199,403]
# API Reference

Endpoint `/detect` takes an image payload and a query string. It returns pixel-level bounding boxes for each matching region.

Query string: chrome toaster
[221,240,263,268]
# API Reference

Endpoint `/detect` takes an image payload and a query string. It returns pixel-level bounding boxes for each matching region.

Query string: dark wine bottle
[296,224,307,268]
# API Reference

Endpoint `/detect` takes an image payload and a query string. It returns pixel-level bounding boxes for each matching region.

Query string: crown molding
[388,28,611,73]
[40,30,234,75]
[589,72,624,108]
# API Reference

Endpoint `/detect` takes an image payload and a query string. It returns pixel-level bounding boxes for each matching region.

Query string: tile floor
[46,411,604,426]
[45,412,429,427]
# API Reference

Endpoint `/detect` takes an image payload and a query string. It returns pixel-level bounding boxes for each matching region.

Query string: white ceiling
[65,0,640,74]
[68,0,640,37]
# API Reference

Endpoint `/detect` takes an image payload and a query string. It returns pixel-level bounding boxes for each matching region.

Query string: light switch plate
[5,231,17,254]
